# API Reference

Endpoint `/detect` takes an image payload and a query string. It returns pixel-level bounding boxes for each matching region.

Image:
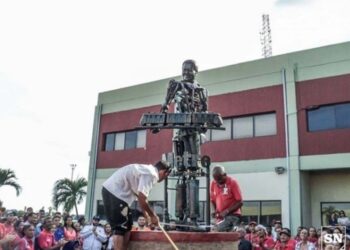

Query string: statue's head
[182,59,198,82]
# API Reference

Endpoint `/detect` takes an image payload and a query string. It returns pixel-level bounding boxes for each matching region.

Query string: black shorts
[102,187,133,235]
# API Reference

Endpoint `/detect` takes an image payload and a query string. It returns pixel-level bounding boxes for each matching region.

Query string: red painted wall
[297,74,350,155]
[202,85,286,161]
[97,85,286,169]
[97,105,173,168]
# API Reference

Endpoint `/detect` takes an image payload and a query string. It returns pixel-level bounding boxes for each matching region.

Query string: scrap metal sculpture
[139,60,224,230]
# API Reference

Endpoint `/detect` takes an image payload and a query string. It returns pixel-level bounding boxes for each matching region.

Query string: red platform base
[129,231,239,250]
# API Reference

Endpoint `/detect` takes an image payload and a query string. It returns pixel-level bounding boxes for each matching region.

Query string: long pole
[206,167,211,231]
[158,224,179,250]
[70,164,77,181]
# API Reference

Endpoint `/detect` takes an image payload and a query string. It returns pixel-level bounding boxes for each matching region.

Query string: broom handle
[158,224,179,250]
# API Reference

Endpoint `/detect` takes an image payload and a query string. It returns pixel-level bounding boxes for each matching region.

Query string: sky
[0,0,349,214]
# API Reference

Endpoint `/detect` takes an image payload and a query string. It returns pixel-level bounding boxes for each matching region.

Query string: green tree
[52,177,87,216]
[0,168,22,196]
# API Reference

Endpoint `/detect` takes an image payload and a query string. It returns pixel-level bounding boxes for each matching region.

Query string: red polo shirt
[210,176,242,215]
[0,223,5,239]
[3,223,14,235]
[274,239,296,250]
[38,229,55,249]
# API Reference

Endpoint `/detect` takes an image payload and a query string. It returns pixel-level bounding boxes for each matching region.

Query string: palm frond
[0,168,22,196]
[52,177,88,214]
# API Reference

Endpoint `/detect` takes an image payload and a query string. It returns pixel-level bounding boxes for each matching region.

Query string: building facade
[85,41,350,233]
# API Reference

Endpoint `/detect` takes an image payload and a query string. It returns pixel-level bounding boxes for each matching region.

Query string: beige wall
[234,171,290,226]
[310,170,350,228]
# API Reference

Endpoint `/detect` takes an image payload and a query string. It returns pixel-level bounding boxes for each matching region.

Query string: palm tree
[52,177,87,216]
[0,168,22,196]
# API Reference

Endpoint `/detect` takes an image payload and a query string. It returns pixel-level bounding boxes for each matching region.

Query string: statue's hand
[161,104,169,113]
[152,128,160,134]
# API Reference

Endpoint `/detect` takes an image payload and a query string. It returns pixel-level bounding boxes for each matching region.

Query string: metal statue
[139,60,224,230]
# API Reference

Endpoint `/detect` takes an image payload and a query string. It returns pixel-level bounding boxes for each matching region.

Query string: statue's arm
[161,79,180,113]
[198,87,208,112]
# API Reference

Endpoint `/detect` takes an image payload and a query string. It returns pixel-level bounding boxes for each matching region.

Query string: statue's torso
[175,81,207,113]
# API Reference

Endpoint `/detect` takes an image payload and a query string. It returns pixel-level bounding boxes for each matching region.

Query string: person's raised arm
[138,192,158,226]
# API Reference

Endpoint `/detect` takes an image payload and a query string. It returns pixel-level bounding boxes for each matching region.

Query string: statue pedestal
[129,231,239,250]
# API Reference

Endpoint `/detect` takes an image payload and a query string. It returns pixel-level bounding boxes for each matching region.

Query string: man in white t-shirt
[102,160,171,250]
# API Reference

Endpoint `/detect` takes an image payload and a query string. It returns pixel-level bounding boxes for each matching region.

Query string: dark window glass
[261,201,282,226]
[105,133,115,151]
[241,200,281,226]
[96,200,106,220]
[308,106,336,131]
[308,103,350,132]
[125,131,138,149]
[241,201,260,224]
[336,103,350,129]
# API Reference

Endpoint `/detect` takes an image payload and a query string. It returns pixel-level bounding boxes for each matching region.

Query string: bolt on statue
[139,60,224,230]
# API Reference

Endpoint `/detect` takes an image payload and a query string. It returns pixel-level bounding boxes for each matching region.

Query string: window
[255,113,277,136]
[96,200,107,220]
[233,116,253,139]
[321,202,350,226]
[125,131,137,150]
[308,102,350,132]
[105,134,115,152]
[260,201,282,225]
[241,200,281,226]
[137,130,147,148]
[209,112,276,141]
[212,119,232,141]
[103,130,147,151]
[115,133,125,150]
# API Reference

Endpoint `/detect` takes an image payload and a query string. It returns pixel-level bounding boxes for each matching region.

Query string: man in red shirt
[37,217,66,250]
[210,165,243,232]
[273,228,296,250]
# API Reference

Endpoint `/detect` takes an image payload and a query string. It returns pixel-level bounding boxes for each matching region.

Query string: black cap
[280,228,291,237]
[92,215,100,221]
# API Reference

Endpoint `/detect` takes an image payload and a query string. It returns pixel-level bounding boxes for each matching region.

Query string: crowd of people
[0,206,350,250]
[236,219,350,250]
[1,160,349,250]
[0,207,115,250]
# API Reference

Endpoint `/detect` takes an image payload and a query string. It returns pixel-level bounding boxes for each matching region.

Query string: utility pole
[260,14,273,58]
[70,164,77,181]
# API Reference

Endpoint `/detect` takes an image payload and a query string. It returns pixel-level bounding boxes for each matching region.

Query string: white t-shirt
[102,164,159,206]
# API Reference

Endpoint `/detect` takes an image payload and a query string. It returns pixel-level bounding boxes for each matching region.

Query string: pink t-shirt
[64,227,77,241]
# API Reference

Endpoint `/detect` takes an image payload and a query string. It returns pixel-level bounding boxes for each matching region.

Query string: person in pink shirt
[9,220,24,249]
[17,224,35,250]
[63,216,77,241]
[3,211,15,235]
[73,222,83,248]
[308,227,318,244]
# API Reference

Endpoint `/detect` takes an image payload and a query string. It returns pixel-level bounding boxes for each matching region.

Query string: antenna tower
[260,14,272,58]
